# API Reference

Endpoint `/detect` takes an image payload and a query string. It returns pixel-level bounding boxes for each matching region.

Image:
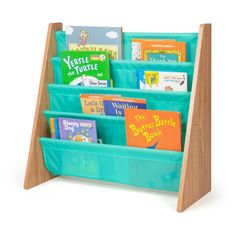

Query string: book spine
[54,118,60,139]
[58,118,65,140]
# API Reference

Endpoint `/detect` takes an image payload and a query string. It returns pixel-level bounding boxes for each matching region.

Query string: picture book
[64,26,122,60]
[132,39,176,60]
[141,41,186,62]
[61,51,111,87]
[58,118,97,143]
[136,70,188,91]
[50,118,60,139]
[80,94,121,115]
[103,97,147,116]
[125,109,182,151]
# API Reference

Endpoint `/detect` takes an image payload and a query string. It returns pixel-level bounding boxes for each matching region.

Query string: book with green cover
[61,51,111,87]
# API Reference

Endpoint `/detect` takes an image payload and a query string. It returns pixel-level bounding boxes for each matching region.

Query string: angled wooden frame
[24,23,211,212]
[24,23,62,189]
[177,24,211,212]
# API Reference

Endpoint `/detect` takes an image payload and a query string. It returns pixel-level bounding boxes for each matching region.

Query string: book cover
[125,109,182,151]
[141,41,186,62]
[58,118,97,143]
[103,97,146,116]
[132,39,176,60]
[50,118,60,139]
[80,94,121,115]
[64,26,122,60]
[136,70,188,91]
[61,51,111,87]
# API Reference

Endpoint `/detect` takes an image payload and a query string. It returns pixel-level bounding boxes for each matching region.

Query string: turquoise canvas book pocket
[48,84,190,148]
[42,110,184,191]
[55,30,198,61]
[40,137,183,192]
[52,58,194,91]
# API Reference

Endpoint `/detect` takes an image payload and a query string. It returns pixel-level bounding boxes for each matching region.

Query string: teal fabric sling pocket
[44,110,126,146]
[42,110,185,191]
[110,60,194,91]
[48,84,190,148]
[52,58,194,91]
[55,30,198,61]
[40,137,183,192]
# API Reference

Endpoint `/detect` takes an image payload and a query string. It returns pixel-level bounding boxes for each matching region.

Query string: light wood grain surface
[177,24,211,212]
[24,23,63,189]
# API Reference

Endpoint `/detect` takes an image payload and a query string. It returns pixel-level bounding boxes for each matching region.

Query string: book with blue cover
[103,97,147,116]
[58,118,97,143]
[64,25,122,60]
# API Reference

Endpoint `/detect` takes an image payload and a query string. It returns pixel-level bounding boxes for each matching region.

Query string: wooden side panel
[24,23,63,189]
[177,24,211,212]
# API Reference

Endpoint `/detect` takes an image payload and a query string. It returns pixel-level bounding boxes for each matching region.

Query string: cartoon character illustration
[90,53,106,61]
[165,86,173,91]
[145,71,159,88]
[148,141,158,149]
[150,74,156,86]
[73,132,90,142]
[70,74,100,86]
[68,132,73,140]
[79,30,89,46]
[179,74,185,86]
[99,54,106,61]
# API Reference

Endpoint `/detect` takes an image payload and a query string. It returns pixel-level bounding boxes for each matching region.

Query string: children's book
[50,118,60,139]
[132,39,176,60]
[125,109,182,151]
[64,26,122,60]
[103,97,146,116]
[136,70,188,91]
[58,118,97,143]
[141,41,186,62]
[61,51,111,87]
[80,94,121,115]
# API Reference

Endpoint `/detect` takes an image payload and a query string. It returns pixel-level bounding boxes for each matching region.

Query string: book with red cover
[124,109,182,151]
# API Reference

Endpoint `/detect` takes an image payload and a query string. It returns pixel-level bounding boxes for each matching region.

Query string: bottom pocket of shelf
[40,138,183,192]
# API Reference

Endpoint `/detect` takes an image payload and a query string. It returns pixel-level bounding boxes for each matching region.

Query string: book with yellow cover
[124,109,182,151]
[141,41,186,62]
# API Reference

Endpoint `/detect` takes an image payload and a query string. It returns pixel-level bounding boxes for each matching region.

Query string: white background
[0,0,235,235]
